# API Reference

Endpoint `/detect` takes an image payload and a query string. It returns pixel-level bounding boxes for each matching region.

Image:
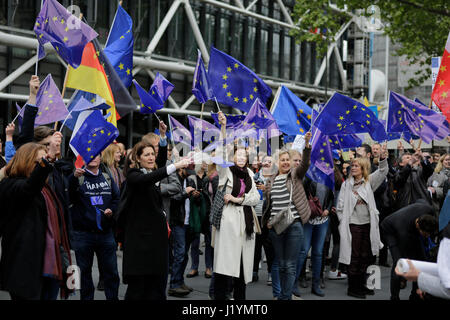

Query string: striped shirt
[270,174,299,218]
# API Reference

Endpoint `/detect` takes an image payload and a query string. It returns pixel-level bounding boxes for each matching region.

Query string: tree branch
[395,0,450,17]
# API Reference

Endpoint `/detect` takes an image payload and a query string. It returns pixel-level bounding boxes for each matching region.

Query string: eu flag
[168,115,192,147]
[314,93,387,141]
[188,116,221,149]
[35,74,70,126]
[237,99,276,131]
[208,46,272,113]
[388,91,447,144]
[272,86,313,136]
[211,112,246,129]
[34,0,98,68]
[103,4,134,88]
[192,50,213,104]
[307,124,335,191]
[69,110,119,164]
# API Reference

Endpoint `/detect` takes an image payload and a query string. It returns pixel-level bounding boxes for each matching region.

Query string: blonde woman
[336,145,388,299]
[427,153,450,214]
[101,143,125,191]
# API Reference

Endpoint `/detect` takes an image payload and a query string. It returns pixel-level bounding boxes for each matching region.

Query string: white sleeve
[166,164,177,176]
[417,272,450,300]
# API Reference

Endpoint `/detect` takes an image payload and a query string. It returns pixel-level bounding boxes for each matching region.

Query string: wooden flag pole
[200,103,204,120]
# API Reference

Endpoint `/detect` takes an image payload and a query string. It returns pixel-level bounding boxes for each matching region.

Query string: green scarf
[189,194,207,234]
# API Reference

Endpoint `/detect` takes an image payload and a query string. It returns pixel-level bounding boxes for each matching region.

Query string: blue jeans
[71,230,120,300]
[170,225,187,289]
[190,230,213,271]
[296,220,329,281]
[269,221,304,300]
[271,258,281,298]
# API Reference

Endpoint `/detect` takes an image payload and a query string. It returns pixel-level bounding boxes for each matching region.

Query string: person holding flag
[336,143,389,299]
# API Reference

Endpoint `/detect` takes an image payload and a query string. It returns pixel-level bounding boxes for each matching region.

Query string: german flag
[65,42,118,126]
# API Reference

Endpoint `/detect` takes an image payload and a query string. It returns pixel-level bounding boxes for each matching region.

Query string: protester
[262,132,312,300]
[395,223,450,300]
[69,154,121,300]
[427,153,450,215]
[393,149,434,211]
[381,200,438,300]
[0,143,72,300]
[162,162,195,297]
[212,112,261,301]
[185,161,213,279]
[336,144,388,299]
[101,143,125,191]
[121,141,191,300]
[296,177,334,297]
[252,155,276,285]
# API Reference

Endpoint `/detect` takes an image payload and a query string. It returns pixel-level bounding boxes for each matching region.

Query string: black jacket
[393,160,434,211]
[121,167,171,281]
[380,200,435,260]
[303,176,334,213]
[0,161,53,299]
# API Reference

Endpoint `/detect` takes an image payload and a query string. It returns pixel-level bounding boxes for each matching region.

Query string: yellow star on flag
[222,75,228,80]
[234,63,239,69]
[222,84,228,89]
[52,16,58,22]
[227,92,232,97]
[243,98,247,103]
[227,67,232,72]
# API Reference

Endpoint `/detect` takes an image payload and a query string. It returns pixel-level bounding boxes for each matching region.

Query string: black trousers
[253,216,274,274]
[125,275,167,300]
[214,257,246,300]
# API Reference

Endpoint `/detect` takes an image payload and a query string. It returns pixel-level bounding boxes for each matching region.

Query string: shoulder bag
[210,178,229,230]
[268,180,295,235]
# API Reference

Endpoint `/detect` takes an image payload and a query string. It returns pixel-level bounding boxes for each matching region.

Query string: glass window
[218,17,230,52]
[294,43,301,82]
[246,25,256,70]
[204,13,216,49]
[260,29,269,76]
[272,31,280,78]
[283,36,291,79]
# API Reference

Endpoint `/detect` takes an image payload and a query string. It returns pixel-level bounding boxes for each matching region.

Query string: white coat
[336,158,388,265]
[212,165,261,284]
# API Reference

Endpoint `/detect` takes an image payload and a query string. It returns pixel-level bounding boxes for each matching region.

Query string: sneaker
[328,270,348,280]
[292,294,303,300]
[267,274,272,286]
[168,287,190,297]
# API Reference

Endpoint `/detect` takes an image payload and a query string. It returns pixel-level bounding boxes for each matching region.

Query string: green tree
[290,0,450,87]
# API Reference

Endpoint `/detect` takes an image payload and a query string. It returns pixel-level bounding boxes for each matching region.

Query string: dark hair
[360,144,372,156]
[417,215,438,235]
[131,141,156,169]
[34,126,56,143]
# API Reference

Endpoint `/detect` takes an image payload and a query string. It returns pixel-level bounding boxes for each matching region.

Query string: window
[272,31,280,78]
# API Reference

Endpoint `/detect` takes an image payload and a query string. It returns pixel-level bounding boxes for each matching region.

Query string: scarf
[41,185,73,299]
[230,166,254,239]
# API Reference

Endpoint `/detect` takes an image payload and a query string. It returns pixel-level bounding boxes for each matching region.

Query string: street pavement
[0,238,413,300]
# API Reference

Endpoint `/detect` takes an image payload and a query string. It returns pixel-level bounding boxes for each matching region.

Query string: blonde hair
[141,132,159,146]
[435,153,450,173]
[351,157,371,182]
[288,149,301,158]
[102,143,120,168]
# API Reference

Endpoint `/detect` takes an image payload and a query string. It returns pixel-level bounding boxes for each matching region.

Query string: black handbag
[210,178,229,230]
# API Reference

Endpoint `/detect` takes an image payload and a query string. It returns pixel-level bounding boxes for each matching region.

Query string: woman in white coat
[336,144,388,299]
[212,112,261,300]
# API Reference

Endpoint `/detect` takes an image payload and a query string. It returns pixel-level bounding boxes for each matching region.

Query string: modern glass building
[0,0,363,149]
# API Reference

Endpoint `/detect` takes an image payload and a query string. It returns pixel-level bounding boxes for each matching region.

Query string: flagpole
[54,66,70,130]
[11,105,24,124]
[35,0,44,75]
[213,97,222,113]
[105,1,122,48]
[200,103,204,120]
[59,109,74,133]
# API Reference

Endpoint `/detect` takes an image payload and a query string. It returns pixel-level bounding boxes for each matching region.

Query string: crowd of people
[0,76,449,301]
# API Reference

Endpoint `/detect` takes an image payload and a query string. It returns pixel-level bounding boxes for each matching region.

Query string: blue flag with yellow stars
[272,86,312,136]
[132,77,165,115]
[387,91,447,144]
[34,0,98,69]
[69,110,119,165]
[104,4,134,88]
[211,113,246,129]
[35,74,70,126]
[188,115,221,149]
[207,46,272,113]
[314,92,387,141]
[192,50,213,104]
[235,99,279,139]
[307,124,335,191]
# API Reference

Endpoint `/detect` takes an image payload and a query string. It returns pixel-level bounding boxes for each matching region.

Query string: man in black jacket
[69,154,120,300]
[393,150,434,211]
[380,199,438,300]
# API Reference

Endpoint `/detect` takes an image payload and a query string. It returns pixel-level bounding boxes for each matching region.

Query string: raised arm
[370,144,388,191]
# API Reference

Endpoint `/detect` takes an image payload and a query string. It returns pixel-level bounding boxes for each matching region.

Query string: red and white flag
[431,31,450,122]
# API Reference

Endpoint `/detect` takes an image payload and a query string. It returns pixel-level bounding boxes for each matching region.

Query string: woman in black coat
[121,141,191,300]
[0,143,72,300]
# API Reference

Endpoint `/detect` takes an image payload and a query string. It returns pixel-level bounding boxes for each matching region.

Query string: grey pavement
[0,239,412,300]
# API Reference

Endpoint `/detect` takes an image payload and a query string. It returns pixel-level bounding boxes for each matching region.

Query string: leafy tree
[290,0,450,88]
